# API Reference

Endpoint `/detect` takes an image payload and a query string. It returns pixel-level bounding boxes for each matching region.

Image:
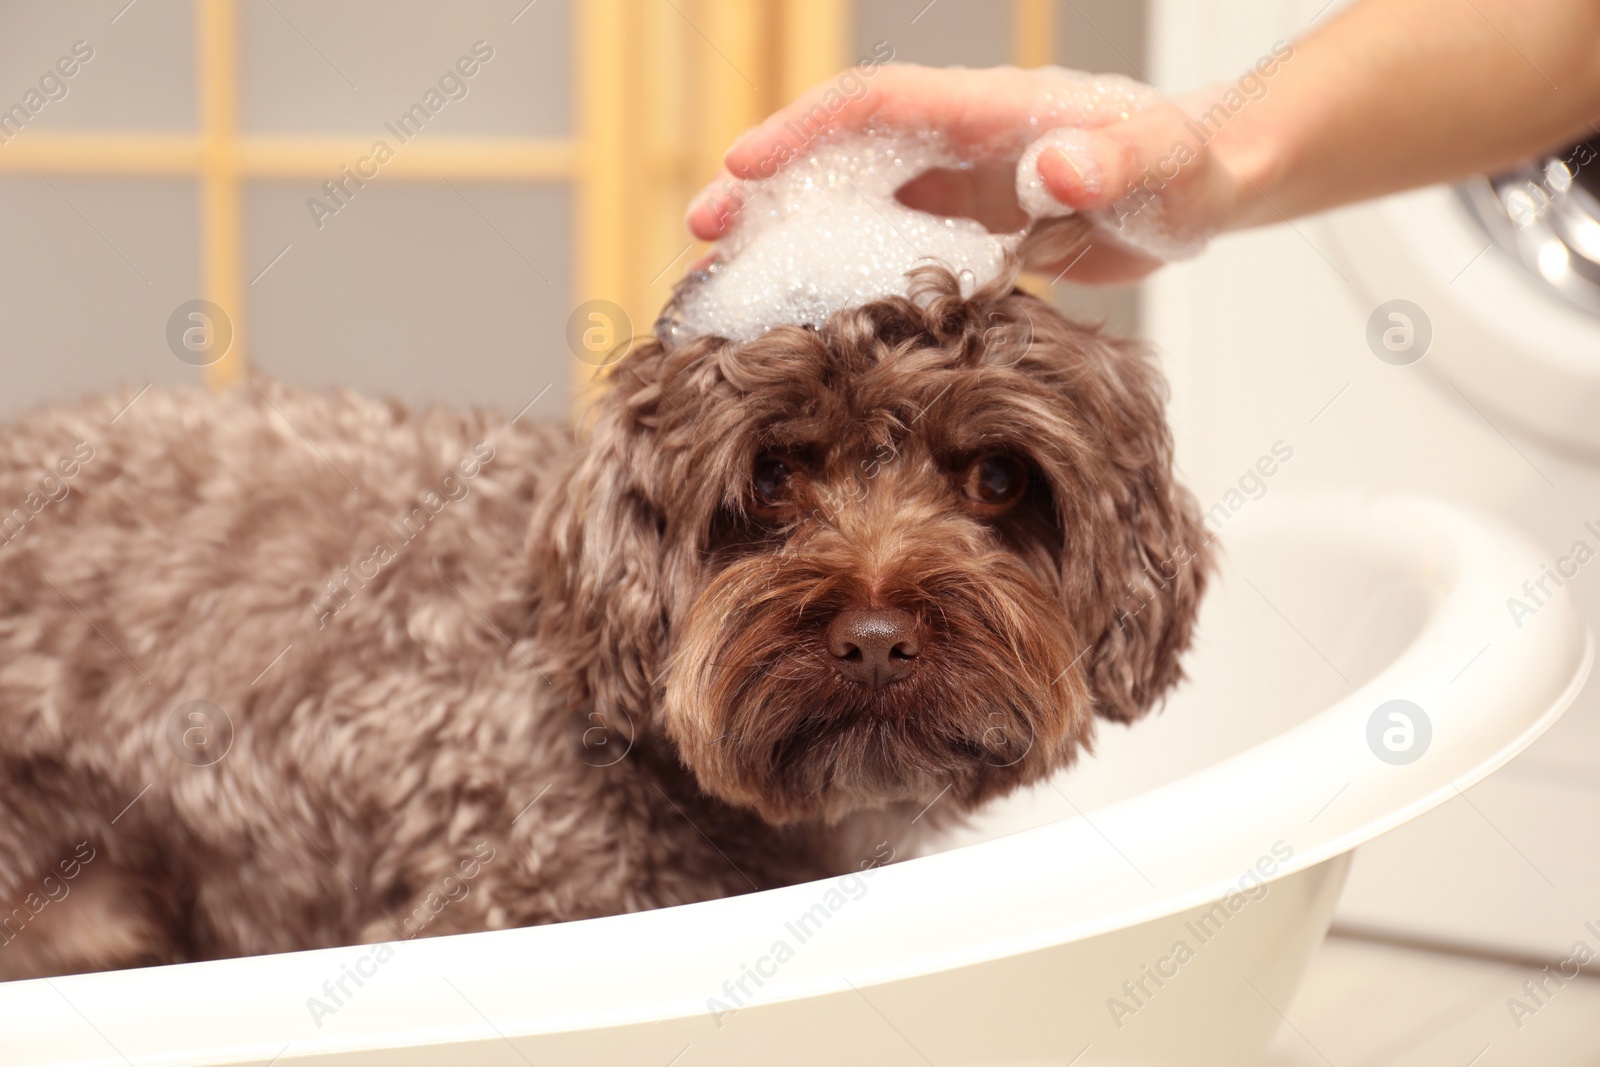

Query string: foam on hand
[659,130,1009,347]
[1016,126,1099,218]
[659,67,1197,347]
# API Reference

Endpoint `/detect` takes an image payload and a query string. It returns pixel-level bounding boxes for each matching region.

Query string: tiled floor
[1262,934,1600,1066]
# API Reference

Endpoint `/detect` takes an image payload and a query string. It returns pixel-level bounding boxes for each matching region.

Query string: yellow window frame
[0,0,1052,400]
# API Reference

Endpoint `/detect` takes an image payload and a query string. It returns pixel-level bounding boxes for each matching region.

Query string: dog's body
[0,267,1207,979]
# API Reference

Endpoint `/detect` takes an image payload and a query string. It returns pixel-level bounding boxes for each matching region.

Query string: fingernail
[1046,131,1103,198]
[685,191,717,235]
[724,125,763,171]
[1051,146,1086,185]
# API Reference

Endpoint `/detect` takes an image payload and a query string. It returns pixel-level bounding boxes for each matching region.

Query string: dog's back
[0,381,566,975]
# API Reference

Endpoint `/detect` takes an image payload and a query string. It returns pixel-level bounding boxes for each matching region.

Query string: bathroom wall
[1147,0,1600,964]
[0,0,573,420]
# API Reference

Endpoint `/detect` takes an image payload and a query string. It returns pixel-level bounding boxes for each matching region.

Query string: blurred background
[5,0,1600,1062]
[0,0,1141,421]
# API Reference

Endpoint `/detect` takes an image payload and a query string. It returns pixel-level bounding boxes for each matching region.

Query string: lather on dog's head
[531,261,1209,825]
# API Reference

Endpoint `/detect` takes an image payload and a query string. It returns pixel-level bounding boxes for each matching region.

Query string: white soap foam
[659,130,1011,347]
[1016,126,1099,218]
[1013,123,1206,262]
[659,67,1202,346]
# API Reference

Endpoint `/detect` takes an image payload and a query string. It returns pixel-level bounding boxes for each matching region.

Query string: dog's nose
[826,608,921,687]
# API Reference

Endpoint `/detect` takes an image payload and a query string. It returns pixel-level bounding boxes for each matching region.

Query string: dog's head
[532,263,1208,824]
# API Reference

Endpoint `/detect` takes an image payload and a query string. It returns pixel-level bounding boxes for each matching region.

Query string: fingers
[695,64,1042,239]
[1033,105,1203,214]
[1035,143,1107,211]
[1054,242,1164,286]
[895,159,1029,233]
[685,167,748,241]
[722,65,1051,180]
[721,73,894,181]
[726,63,928,179]
[1021,215,1164,285]
[690,65,1208,284]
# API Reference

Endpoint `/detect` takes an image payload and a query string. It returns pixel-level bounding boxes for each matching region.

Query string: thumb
[1035,106,1202,214]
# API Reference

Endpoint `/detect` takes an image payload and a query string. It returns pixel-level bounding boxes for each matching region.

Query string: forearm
[1211,0,1600,228]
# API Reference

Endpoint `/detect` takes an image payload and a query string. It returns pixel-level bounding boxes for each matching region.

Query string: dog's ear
[901,274,1210,725]
[528,338,678,732]
[983,282,1210,726]
[1069,334,1210,723]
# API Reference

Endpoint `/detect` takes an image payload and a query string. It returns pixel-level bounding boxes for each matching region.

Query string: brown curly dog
[0,262,1207,979]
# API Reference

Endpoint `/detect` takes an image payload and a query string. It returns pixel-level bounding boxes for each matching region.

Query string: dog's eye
[751,455,795,517]
[962,454,1028,513]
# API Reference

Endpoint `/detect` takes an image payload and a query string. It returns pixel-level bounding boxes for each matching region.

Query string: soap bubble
[663,131,1009,347]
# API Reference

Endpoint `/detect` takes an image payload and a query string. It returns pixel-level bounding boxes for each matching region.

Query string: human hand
[685,64,1251,285]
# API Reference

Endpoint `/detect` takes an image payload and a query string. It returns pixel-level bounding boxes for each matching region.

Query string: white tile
[1336,774,1600,961]
[1264,936,1600,1066]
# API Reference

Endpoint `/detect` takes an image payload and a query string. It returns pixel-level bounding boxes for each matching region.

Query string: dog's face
[535,266,1207,825]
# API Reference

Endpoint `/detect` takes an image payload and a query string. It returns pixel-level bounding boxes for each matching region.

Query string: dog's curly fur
[0,264,1207,979]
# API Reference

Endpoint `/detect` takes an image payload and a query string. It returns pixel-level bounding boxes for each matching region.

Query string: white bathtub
[3,494,1589,1067]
